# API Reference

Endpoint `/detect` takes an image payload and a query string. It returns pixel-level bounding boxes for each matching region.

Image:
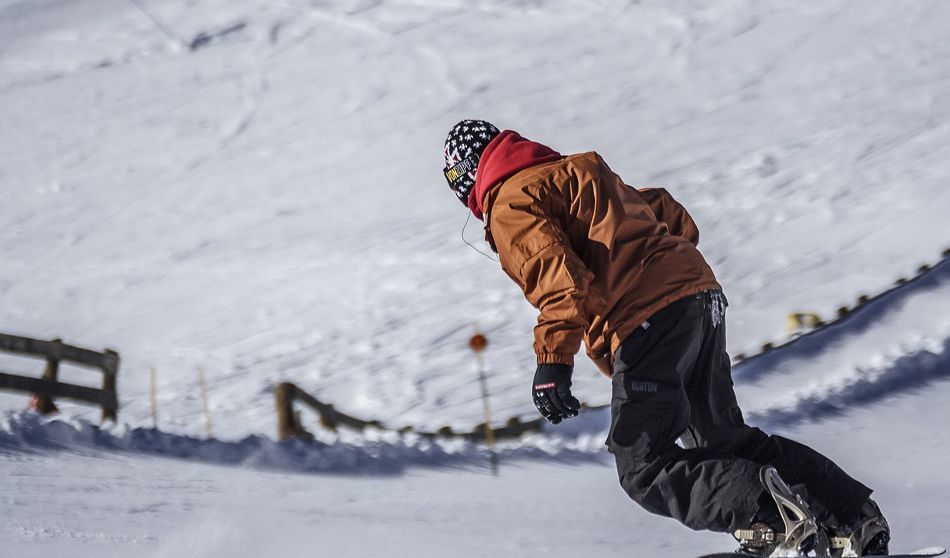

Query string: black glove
[532,363,580,424]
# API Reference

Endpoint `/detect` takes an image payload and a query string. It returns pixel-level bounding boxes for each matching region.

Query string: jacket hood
[468,130,562,220]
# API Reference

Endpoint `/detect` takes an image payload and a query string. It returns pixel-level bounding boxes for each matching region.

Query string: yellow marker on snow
[786,312,823,333]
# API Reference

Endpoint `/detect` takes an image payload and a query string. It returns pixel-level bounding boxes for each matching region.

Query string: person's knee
[701,424,769,453]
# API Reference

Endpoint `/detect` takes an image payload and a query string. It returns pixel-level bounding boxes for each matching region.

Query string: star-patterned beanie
[442,119,501,206]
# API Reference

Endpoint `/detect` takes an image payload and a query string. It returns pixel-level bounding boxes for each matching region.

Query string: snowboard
[697,547,945,558]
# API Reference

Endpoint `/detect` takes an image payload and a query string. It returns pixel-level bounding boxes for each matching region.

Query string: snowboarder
[441,120,890,557]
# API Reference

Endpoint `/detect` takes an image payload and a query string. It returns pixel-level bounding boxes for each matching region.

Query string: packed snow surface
[1,0,949,556]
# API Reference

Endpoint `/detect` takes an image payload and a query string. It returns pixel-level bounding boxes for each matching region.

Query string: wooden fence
[0,333,120,422]
[274,382,543,442]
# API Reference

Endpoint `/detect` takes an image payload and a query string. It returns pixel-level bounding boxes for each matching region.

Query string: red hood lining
[468,130,562,220]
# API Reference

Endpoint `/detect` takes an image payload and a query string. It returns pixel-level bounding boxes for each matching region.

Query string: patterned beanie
[443,119,500,206]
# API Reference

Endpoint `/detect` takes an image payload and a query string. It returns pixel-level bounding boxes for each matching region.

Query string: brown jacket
[482,149,720,377]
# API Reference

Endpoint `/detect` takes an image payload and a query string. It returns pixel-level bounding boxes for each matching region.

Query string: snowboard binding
[734,467,831,557]
[826,498,890,557]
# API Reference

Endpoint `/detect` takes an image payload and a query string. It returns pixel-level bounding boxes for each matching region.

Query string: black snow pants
[607,290,872,533]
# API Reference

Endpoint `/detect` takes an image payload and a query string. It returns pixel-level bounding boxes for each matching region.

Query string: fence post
[275,382,297,441]
[149,367,158,428]
[318,404,338,431]
[101,349,119,423]
[34,338,62,415]
[198,367,212,438]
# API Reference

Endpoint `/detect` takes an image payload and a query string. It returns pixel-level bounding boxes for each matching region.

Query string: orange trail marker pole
[470,331,498,475]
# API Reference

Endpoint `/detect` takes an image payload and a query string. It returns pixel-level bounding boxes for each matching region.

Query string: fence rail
[274,382,543,442]
[0,333,120,422]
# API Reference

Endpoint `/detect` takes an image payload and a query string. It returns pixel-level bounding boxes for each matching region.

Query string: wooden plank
[281,382,542,442]
[0,372,118,412]
[0,334,117,374]
[292,386,382,431]
[292,387,345,429]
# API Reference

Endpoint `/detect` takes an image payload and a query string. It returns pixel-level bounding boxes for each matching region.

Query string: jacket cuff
[536,353,574,366]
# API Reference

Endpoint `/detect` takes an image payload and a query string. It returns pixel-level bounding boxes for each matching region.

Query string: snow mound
[749,335,950,428]
[0,411,608,474]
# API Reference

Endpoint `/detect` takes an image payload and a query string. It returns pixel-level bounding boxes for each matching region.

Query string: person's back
[482,143,720,375]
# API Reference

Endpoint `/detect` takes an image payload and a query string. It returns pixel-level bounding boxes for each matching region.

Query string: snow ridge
[735,255,950,385]
[0,411,607,474]
[749,335,950,429]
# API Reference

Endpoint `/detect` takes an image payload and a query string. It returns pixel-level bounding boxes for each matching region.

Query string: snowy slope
[3,291,950,558]
[4,266,949,556]
[3,388,950,558]
[2,0,950,437]
[2,0,950,556]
